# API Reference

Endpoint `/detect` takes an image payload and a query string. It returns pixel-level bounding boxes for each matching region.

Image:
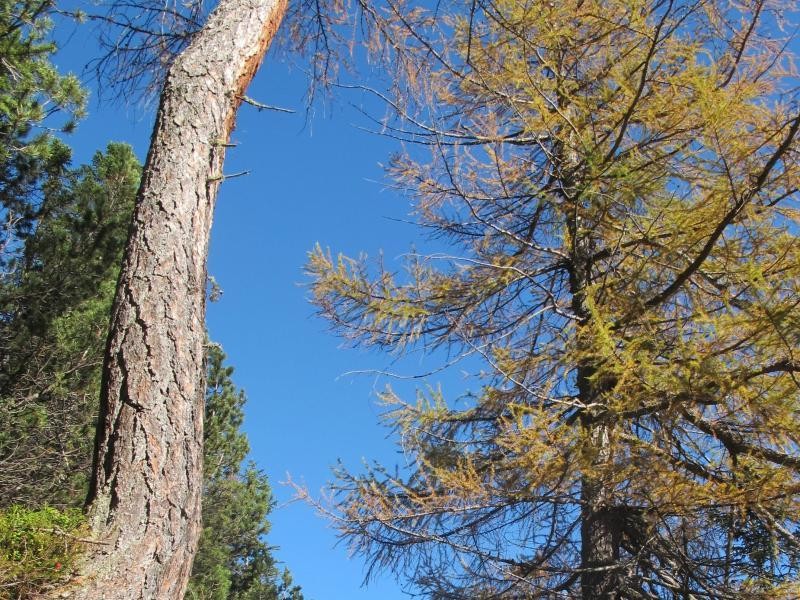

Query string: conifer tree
[0,141,300,598]
[70,1,288,595]
[188,344,303,600]
[0,143,139,507]
[309,1,800,597]
[0,1,298,594]
[0,0,84,269]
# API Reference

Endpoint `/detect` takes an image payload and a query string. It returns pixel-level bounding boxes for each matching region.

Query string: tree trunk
[567,197,622,598]
[580,421,621,599]
[58,1,287,598]
[575,331,622,598]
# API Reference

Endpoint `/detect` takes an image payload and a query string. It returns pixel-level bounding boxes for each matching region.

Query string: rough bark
[56,1,287,598]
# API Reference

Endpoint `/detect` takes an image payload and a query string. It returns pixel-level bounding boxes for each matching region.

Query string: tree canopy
[309,0,800,597]
[0,0,84,267]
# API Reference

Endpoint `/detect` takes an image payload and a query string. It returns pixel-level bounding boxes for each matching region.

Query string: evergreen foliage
[309,0,800,597]
[0,143,139,507]
[188,344,303,600]
[0,0,84,269]
[0,0,90,507]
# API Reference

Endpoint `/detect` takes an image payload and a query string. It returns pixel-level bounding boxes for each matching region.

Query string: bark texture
[58,1,287,598]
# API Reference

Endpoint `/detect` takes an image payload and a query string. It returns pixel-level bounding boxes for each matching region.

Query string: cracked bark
[52,1,287,598]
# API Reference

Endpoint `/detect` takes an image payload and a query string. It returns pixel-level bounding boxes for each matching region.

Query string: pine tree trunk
[56,1,287,598]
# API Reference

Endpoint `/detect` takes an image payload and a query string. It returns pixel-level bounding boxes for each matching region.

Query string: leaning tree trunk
[57,1,287,598]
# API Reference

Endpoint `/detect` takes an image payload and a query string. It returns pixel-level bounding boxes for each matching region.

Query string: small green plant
[0,505,87,599]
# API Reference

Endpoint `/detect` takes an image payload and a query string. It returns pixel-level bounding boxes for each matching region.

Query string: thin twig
[237,95,295,113]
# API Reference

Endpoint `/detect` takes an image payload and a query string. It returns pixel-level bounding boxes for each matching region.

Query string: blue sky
[52,12,462,600]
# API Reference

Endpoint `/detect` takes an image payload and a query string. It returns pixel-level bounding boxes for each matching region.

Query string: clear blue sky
[52,14,460,600]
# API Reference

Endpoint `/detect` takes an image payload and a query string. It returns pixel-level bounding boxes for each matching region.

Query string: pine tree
[0,143,139,507]
[188,344,303,600]
[0,142,301,598]
[308,1,800,597]
[73,1,288,594]
[0,0,84,270]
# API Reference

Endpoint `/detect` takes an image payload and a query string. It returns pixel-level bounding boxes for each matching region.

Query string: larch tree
[51,0,288,598]
[308,0,800,598]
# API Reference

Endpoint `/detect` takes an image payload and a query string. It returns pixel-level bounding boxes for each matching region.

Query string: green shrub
[0,505,87,599]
